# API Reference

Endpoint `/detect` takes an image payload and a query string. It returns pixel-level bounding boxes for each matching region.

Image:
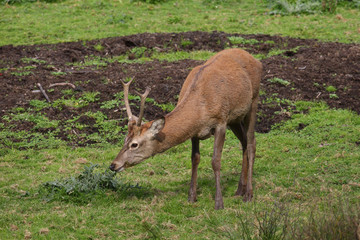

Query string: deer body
[110,48,262,209]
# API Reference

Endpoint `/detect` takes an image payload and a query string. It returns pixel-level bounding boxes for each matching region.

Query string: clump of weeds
[38,164,146,203]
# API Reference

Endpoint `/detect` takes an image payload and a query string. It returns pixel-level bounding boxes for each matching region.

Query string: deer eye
[130,143,139,149]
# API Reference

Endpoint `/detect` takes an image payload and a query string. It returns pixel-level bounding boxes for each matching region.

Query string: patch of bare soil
[0,31,359,146]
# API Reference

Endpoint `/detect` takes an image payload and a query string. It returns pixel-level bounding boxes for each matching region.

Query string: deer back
[173,48,262,128]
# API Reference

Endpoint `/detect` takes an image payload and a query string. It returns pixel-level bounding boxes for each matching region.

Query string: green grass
[1,0,359,46]
[1,102,359,238]
[228,36,259,45]
[71,50,216,67]
[1,0,360,238]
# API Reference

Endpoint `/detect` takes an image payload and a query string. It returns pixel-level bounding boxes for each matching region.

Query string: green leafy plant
[264,40,276,44]
[52,91,100,109]
[266,0,321,15]
[10,112,59,130]
[146,98,175,112]
[100,99,120,109]
[129,47,148,59]
[20,57,46,64]
[81,91,100,103]
[329,93,339,99]
[93,43,104,51]
[11,71,32,76]
[61,89,74,96]
[267,77,291,86]
[39,164,142,203]
[0,67,9,73]
[72,55,109,68]
[180,38,193,47]
[326,85,337,92]
[51,71,67,76]
[29,99,50,111]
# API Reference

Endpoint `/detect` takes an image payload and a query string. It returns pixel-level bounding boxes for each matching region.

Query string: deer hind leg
[243,97,258,202]
[212,124,227,210]
[188,137,200,203]
[229,121,248,197]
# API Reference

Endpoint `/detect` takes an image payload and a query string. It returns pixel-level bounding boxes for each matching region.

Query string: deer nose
[109,163,116,171]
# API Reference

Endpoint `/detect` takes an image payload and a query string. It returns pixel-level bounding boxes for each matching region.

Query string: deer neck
[156,103,201,153]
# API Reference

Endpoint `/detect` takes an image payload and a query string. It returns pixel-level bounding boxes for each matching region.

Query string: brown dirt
[0,31,359,147]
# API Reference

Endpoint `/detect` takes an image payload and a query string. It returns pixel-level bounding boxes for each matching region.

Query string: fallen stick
[49,82,76,89]
[37,83,51,103]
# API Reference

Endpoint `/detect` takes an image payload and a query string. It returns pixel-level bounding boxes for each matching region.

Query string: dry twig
[49,82,76,89]
[37,83,51,102]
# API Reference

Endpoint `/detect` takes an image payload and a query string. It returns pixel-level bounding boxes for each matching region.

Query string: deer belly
[197,127,215,140]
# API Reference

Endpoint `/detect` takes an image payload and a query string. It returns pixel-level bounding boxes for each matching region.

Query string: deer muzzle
[109,163,125,172]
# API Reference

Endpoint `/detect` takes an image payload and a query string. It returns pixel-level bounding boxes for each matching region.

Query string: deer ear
[149,118,165,141]
[149,118,165,133]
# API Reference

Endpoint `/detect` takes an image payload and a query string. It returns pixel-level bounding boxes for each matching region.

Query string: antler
[120,78,151,126]
[121,78,138,123]
[135,87,151,126]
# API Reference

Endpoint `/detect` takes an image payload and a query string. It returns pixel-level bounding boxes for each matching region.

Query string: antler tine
[135,87,151,126]
[121,78,138,123]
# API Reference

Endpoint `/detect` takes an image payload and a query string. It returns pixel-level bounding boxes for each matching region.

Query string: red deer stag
[109,48,262,209]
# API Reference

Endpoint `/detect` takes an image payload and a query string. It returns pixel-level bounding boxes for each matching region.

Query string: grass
[1,102,359,238]
[1,0,360,238]
[68,45,304,69]
[71,50,216,67]
[1,0,360,46]
[228,36,259,45]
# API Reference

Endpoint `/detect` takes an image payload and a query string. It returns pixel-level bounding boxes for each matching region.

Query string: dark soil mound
[0,31,359,147]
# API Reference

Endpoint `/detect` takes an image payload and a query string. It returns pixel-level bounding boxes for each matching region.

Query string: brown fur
[110,48,262,209]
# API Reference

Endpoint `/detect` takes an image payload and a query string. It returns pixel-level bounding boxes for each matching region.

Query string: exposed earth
[0,31,359,148]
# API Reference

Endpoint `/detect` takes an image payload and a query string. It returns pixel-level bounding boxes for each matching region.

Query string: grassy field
[1,0,360,239]
[1,102,359,239]
[0,0,359,46]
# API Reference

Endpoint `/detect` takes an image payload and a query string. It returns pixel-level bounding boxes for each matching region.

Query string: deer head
[109,79,165,172]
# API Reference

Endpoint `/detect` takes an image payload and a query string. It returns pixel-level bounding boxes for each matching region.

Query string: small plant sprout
[130,47,148,59]
[326,85,337,92]
[94,43,104,51]
[329,93,339,99]
[267,77,291,86]
[180,38,193,47]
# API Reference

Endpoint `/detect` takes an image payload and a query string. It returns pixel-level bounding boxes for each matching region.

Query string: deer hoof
[188,195,197,203]
[214,200,224,210]
[235,185,247,196]
[242,192,253,202]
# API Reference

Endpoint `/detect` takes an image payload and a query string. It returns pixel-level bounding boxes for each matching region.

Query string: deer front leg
[188,137,200,203]
[212,124,226,210]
